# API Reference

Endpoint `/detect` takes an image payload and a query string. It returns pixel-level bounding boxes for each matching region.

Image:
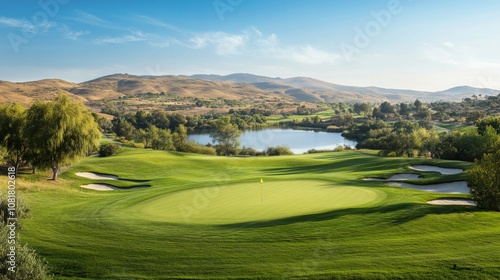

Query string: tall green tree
[476,116,500,135]
[172,124,188,151]
[0,103,29,175]
[25,94,100,180]
[152,128,173,150]
[211,116,241,156]
[414,99,423,110]
[468,150,500,211]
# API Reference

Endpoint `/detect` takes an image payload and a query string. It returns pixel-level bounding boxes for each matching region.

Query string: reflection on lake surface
[188,128,356,154]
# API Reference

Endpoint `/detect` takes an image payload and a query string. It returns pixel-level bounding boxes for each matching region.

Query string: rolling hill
[191,73,500,102]
[1,73,498,109]
[0,74,291,107]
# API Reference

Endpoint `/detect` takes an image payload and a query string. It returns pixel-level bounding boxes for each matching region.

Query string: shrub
[265,146,293,156]
[307,149,332,154]
[133,143,145,149]
[183,142,217,155]
[239,147,264,156]
[379,150,397,157]
[333,145,344,152]
[468,151,500,211]
[0,193,29,226]
[98,143,121,157]
[0,232,52,280]
[0,193,51,279]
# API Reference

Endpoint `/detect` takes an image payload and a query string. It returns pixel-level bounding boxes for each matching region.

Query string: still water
[188,128,356,154]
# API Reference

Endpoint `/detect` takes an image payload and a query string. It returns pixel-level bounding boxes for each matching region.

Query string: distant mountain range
[1,73,498,107]
[190,73,499,102]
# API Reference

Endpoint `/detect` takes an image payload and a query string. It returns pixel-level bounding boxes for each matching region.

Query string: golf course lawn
[134,181,385,224]
[14,149,500,279]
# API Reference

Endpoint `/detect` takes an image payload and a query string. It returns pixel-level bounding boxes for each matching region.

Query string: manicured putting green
[136,180,385,225]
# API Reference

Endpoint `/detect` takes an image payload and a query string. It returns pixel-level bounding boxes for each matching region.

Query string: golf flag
[260,178,264,203]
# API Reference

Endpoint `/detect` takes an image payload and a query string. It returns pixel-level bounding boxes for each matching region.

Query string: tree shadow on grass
[218,203,475,229]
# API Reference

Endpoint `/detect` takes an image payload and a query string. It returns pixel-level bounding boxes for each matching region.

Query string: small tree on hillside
[25,94,100,180]
[468,150,500,211]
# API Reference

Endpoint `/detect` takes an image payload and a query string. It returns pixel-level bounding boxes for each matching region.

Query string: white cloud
[148,40,174,48]
[65,30,88,40]
[257,32,340,65]
[187,28,340,64]
[0,16,54,33]
[442,41,454,48]
[72,11,116,29]
[134,15,188,35]
[189,31,248,55]
[424,42,500,69]
[93,34,145,44]
[0,17,35,31]
[59,24,88,41]
[290,45,341,64]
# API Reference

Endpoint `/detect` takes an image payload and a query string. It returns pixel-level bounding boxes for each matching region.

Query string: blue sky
[1,0,500,91]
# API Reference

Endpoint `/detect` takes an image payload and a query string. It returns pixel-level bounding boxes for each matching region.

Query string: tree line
[0,94,100,180]
[343,117,500,161]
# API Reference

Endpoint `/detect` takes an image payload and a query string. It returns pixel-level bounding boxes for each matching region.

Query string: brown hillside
[0,79,85,106]
[76,74,271,100]
[0,74,297,115]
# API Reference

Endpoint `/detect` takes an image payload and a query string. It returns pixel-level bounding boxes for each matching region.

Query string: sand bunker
[386,181,469,194]
[76,172,118,180]
[364,173,421,181]
[409,165,463,175]
[428,199,476,206]
[81,184,149,191]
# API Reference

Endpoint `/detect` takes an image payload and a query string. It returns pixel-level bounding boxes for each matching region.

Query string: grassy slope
[13,149,500,279]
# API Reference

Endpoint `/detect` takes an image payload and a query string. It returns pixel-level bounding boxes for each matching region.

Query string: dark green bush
[239,147,264,156]
[265,146,293,156]
[98,143,121,157]
[183,142,217,155]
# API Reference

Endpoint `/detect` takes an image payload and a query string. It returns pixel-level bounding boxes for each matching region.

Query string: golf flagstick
[260,178,264,203]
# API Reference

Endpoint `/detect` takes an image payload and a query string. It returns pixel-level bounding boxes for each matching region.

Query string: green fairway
[135,180,385,224]
[14,148,500,279]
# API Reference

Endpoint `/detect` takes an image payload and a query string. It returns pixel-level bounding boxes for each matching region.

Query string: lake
[188,128,356,154]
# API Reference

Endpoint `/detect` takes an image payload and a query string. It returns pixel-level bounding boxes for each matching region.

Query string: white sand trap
[76,172,118,180]
[363,178,385,181]
[409,165,463,175]
[81,184,149,191]
[386,181,470,194]
[364,173,421,181]
[428,199,476,206]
